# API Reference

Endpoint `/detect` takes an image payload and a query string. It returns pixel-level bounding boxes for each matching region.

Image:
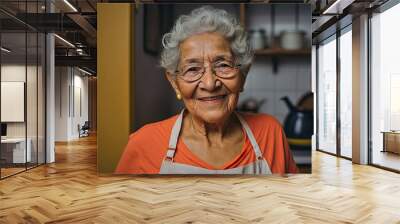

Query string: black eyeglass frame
[173,62,242,83]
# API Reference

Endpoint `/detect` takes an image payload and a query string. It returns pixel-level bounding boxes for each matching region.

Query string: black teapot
[281,93,313,139]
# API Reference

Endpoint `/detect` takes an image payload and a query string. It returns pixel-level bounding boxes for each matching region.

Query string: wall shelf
[254,47,311,74]
[239,3,311,73]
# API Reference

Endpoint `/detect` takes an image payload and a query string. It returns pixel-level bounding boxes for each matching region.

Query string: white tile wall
[244,60,274,90]
[241,57,311,124]
[255,91,276,115]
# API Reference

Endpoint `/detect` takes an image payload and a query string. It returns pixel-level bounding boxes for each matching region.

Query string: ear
[165,72,181,95]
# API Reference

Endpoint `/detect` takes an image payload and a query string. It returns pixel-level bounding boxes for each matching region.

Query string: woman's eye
[183,67,202,76]
[216,62,232,68]
[188,67,201,72]
[215,63,233,72]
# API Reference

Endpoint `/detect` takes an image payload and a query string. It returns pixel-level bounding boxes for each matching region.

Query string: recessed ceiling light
[54,34,75,48]
[1,47,11,53]
[63,0,78,12]
[323,0,355,15]
[77,67,93,76]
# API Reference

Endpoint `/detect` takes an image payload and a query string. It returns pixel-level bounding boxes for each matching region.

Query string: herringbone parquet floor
[1,135,400,223]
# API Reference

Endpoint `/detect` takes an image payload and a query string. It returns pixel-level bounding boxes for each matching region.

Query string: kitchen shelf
[254,48,311,56]
[238,3,311,73]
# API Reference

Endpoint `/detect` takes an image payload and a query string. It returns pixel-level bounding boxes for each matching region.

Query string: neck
[188,112,236,142]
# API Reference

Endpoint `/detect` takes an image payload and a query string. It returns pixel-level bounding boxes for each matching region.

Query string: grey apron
[159,110,272,174]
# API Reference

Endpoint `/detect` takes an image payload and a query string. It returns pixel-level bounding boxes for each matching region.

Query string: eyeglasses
[174,60,241,83]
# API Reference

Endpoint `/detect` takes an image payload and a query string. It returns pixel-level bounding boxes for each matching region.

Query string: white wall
[55,67,89,141]
[1,65,38,137]
[1,64,46,164]
[55,67,69,141]
[1,65,27,140]
[72,73,89,138]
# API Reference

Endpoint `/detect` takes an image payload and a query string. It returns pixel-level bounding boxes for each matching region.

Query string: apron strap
[166,109,185,160]
[235,112,264,160]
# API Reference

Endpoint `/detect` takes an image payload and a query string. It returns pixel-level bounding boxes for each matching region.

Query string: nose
[198,65,221,91]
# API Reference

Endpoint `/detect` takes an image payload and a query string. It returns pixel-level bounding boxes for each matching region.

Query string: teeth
[199,95,225,101]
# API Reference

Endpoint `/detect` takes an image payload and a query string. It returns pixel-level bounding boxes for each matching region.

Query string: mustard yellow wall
[97,3,133,173]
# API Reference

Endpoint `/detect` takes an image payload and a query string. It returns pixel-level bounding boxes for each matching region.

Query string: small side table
[381,131,400,154]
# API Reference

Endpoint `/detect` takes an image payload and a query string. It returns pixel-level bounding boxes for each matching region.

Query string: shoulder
[115,114,179,174]
[239,112,283,133]
[129,114,179,141]
[126,114,179,153]
[239,112,298,174]
[239,112,284,142]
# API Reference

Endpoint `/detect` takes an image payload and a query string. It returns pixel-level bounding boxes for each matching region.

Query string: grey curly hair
[160,5,253,75]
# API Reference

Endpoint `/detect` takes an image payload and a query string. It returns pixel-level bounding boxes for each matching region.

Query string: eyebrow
[182,58,203,64]
[181,54,233,64]
[213,55,233,62]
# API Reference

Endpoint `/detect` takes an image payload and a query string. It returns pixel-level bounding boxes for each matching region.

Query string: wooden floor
[1,163,45,178]
[1,135,400,223]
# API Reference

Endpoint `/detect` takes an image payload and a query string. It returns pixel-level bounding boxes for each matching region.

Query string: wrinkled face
[167,32,245,124]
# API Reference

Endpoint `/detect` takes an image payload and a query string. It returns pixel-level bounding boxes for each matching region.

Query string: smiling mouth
[197,94,227,102]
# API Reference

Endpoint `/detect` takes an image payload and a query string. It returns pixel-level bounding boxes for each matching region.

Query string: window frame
[315,21,353,161]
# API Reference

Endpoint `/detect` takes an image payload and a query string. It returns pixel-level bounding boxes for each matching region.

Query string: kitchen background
[134,3,311,128]
[133,3,312,170]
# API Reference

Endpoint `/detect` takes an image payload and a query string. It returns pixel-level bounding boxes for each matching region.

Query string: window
[316,24,353,159]
[0,1,47,179]
[317,35,337,154]
[370,2,400,171]
[339,27,352,158]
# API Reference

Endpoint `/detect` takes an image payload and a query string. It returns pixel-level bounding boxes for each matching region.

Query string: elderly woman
[116,6,298,174]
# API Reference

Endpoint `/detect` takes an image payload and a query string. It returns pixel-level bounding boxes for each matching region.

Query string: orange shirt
[115,112,299,174]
